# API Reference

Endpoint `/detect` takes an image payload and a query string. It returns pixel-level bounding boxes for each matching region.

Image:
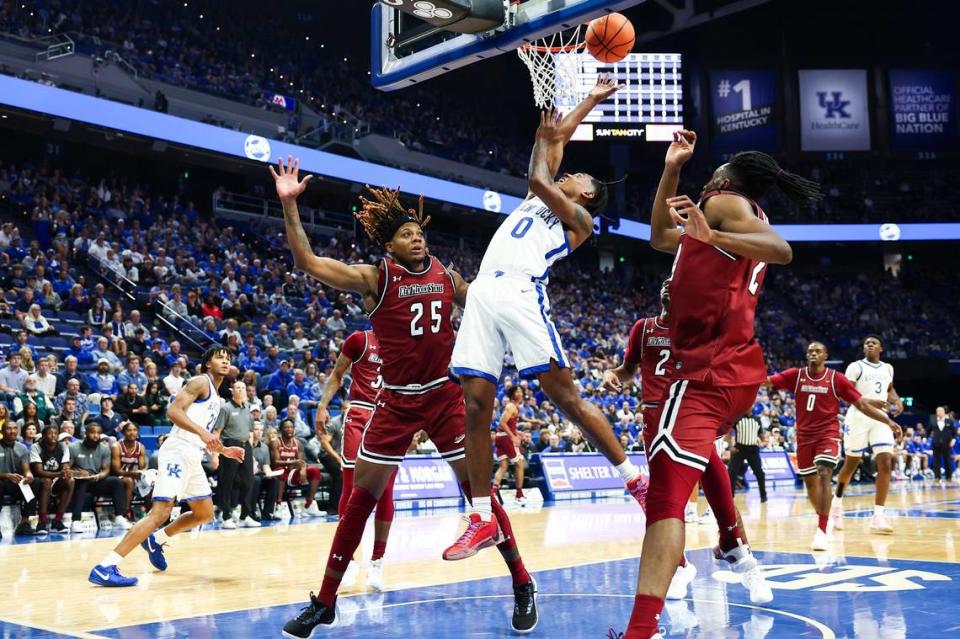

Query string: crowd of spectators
[0,154,958,535]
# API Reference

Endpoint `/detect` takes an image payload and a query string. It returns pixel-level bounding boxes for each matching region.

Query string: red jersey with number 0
[668,190,769,386]
[340,330,382,407]
[625,316,673,407]
[369,256,456,389]
[769,367,861,438]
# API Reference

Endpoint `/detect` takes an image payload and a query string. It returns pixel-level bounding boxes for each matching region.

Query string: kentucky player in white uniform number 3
[89,347,244,587]
[831,335,904,534]
[444,77,649,559]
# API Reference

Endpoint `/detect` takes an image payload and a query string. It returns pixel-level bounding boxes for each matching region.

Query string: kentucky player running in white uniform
[445,76,648,558]
[89,347,245,586]
[831,335,904,534]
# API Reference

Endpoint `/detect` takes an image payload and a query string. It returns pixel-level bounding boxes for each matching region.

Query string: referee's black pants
[728,445,767,501]
[218,439,254,519]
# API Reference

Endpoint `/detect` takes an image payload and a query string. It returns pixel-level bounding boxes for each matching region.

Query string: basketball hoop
[517,24,586,109]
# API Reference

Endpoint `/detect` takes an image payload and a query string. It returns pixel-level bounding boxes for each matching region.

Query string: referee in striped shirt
[728,414,767,502]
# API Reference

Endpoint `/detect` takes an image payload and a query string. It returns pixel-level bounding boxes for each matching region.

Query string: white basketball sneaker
[666,562,697,600]
[714,544,773,604]
[811,528,832,551]
[869,513,894,534]
[113,516,133,530]
[367,558,385,591]
[340,560,360,588]
[304,502,326,517]
[829,501,844,531]
[698,507,715,525]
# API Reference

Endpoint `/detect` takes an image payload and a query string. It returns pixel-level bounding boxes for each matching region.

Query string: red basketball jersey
[499,404,519,435]
[277,436,299,482]
[369,256,456,391]
[624,316,672,408]
[340,330,382,408]
[667,190,769,386]
[768,367,861,438]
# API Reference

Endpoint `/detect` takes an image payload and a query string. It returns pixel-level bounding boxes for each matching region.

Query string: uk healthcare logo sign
[798,69,871,151]
[888,69,958,149]
[709,69,779,153]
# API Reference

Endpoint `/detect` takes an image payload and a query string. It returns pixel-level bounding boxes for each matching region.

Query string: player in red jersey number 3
[270,158,537,638]
[622,131,822,639]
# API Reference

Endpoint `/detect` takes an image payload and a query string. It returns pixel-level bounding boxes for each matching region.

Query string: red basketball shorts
[359,381,466,466]
[341,404,374,469]
[796,432,841,476]
[494,432,522,463]
[644,379,759,525]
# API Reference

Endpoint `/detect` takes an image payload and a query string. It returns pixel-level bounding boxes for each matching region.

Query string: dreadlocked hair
[727,151,823,205]
[356,185,431,247]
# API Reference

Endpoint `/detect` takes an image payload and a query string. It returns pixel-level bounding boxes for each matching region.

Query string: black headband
[384,213,419,243]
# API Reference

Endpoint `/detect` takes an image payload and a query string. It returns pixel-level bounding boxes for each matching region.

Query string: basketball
[585,13,635,63]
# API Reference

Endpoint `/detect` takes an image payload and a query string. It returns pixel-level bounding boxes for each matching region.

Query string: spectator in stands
[86,396,122,440]
[143,381,166,425]
[66,335,94,368]
[286,369,316,409]
[17,408,42,443]
[0,352,28,400]
[263,405,279,433]
[34,357,56,399]
[68,422,131,532]
[101,324,127,358]
[55,356,90,395]
[292,327,310,350]
[280,395,310,439]
[327,310,346,332]
[116,356,147,394]
[53,396,87,432]
[63,284,89,314]
[124,310,149,339]
[114,383,150,426]
[38,282,62,313]
[540,433,566,453]
[29,424,74,534]
[14,286,37,319]
[87,296,108,329]
[55,378,88,414]
[239,345,263,373]
[162,360,186,396]
[264,359,292,396]
[14,331,40,362]
[928,406,956,483]
[14,375,55,423]
[128,327,149,357]
[0,420,40,536]
[90,339,122,372]
[88,357,119,398]
[57,420,78,446]
[256,323,277,349]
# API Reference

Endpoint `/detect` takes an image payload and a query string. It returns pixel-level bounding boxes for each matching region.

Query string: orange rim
[519,41,586,53]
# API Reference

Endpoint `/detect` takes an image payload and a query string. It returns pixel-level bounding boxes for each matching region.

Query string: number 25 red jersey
[369,256,456,391]
[340,330,382,408]
[768,367,861,439]
[667,189,770,387]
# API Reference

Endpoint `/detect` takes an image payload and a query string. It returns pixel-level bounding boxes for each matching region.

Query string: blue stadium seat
[154,425,173,436]
[0,334,12,345]
[140,435,159,451]
[58,311,81,321]
[37,335,70,349]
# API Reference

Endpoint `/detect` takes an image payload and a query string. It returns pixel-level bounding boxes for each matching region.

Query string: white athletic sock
[154,528,171,545]
[100,551,124,567]
[615,459,641,483]
[834,496,843,508]
[873,505,885,517]
[471,496,493,521]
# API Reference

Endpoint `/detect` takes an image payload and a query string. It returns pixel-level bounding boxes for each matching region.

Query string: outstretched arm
[666,193,793,265]
[650,130,696,254]
[316,352,351,426]
[528,110,596,249]
[271,156,379,298]
[536,74,621,181]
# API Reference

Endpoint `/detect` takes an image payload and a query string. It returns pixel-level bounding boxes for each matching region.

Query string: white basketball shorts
[843,410,894,457]
[152,435,213,502]
[451,273,568,382]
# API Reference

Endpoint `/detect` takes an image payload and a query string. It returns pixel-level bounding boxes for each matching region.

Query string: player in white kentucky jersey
[831,335,904,534]
[446,76,649,558]
[88,347,245,586]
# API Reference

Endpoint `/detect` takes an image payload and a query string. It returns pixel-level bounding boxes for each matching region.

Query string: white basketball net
[516,24,585,109]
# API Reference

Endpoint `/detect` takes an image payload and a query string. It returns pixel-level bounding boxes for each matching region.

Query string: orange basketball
[585,13,635,63]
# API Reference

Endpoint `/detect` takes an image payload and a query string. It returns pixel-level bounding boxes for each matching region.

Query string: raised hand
[667,195,713,244]
[269,155,314,203]
[589,73,624,101]
[535,107,563,142]
[665,129,697,169]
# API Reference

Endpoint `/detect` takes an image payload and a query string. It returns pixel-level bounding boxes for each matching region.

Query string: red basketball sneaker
[626,475,649,512]
[442,513,503,561]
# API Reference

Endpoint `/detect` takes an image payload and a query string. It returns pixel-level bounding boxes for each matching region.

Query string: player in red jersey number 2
[271,158,537,638]
[622,131,822,639]
[767,341,899,551]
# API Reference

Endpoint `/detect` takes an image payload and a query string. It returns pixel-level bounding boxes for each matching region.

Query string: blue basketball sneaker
[141,533,168,571]
[88,564,138,587]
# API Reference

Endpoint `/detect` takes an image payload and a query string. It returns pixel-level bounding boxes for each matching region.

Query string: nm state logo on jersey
[398,283,444,298]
